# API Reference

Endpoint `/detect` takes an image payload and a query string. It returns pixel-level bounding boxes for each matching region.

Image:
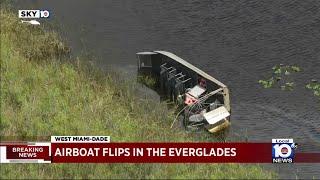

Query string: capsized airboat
[136,51,231,133]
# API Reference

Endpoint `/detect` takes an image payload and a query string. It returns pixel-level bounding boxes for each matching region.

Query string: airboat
[136,51,231,133]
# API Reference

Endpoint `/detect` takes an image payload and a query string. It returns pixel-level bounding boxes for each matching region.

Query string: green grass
[0,8,276,179]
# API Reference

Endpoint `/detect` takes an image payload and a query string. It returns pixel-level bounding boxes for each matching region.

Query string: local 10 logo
[272,139,297,163]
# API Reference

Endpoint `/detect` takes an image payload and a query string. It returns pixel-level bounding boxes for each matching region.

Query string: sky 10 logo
[272,139,296,163]
[18,10,50,19]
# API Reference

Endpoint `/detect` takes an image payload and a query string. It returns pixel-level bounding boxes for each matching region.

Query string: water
[14,0,320,178]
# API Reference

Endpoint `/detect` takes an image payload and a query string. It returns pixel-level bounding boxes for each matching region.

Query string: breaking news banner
[0,142,51,163]
[1,137,320,163]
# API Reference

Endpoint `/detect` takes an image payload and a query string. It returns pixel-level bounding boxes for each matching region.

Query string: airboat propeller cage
[136,51,231,133]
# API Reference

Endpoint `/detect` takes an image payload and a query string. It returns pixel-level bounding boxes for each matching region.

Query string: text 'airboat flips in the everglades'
[137,51,231,133]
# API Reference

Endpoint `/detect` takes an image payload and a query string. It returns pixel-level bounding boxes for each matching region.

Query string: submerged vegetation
[259,64,319,102]
[258,64,301,91]
[306,80,320,98]
[0,7,275,179]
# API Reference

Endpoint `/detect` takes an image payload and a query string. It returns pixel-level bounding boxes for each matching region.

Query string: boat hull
[136,51,231,133]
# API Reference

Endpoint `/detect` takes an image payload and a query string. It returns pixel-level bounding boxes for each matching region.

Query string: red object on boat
[185,93,198,105]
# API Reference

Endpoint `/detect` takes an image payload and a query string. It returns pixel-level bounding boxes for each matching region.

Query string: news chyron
[18,10,50,18]
[272,139,296,163]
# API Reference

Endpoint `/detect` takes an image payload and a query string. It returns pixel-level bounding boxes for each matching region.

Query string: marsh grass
[0,8,275,179]
[137,75,157,88]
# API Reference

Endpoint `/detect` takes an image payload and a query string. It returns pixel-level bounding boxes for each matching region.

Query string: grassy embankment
[0,8,276,179]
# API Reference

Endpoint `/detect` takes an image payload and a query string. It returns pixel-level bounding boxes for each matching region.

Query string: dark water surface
[15,0,320,178]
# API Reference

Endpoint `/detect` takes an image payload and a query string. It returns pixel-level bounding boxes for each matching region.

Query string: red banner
[6,145,51,161]
[51,143,271,163]
[2,142,320,163]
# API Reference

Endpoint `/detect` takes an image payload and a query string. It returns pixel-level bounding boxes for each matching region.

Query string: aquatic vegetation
[272,64,301,75]
[306,80,320,98]
[259,64,319,104]
[258,77,275,88]
[280,82,294,91]
[259,64,301,91]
